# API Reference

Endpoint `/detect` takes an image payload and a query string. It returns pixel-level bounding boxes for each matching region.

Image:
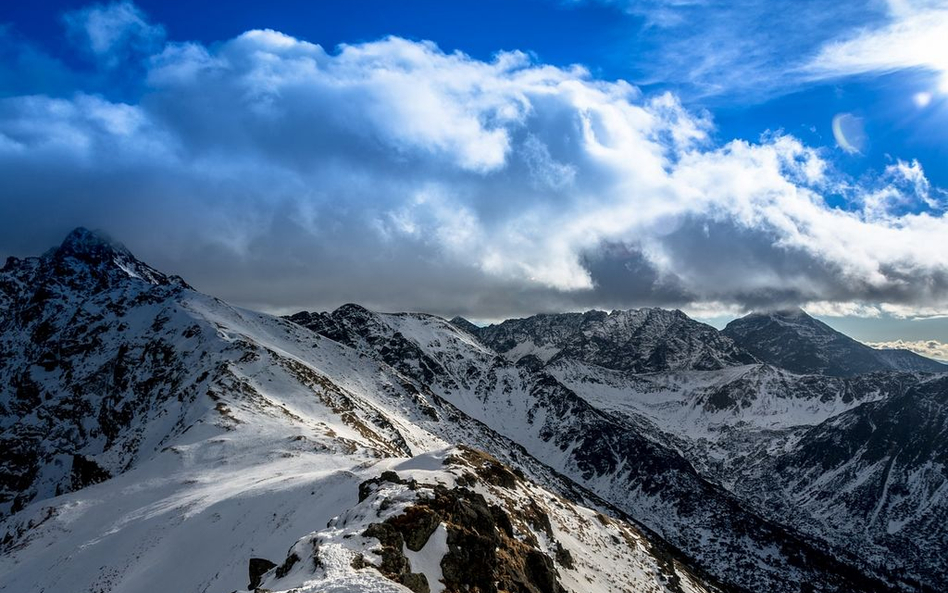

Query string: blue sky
[1,1,947,356]
[7,0,946,185]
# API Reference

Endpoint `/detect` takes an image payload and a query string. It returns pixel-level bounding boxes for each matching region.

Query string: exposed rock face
[723,309,945,376]
[362,478,563,593]
[246,447,722,593]
[0,228,200,514]
[248,558,277,589]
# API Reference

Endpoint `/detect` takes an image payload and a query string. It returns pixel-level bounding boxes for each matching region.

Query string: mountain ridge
[458,308,759,373]
[2,228,945,592]
[723,308,945,376]
[0,229,736,593]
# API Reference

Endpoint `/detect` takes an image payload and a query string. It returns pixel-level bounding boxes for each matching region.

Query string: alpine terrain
[1,228,946,593]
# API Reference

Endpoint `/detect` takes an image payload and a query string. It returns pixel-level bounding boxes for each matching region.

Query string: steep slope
[0,229,725,593]
[733,375,948,590]
[723,309,945,376]
[547,360,912,455]
[875,348,948,372]
[293,305,906,593]
[542,342,947,590]
[0,228,202,514]
[460,309,757,372]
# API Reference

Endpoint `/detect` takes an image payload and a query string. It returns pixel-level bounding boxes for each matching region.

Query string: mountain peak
[724,308,945,375]
[32,227,187,289]
[449,315,480,335]
[54,227,131,260]
[748,307,810,320]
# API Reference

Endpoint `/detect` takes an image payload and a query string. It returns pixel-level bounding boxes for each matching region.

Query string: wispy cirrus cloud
[577,0,948,100]
[802,0,948,89]
[573,0,890,98]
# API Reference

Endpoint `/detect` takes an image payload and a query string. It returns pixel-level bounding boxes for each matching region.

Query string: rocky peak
[470,307,756,372]
[724,308,945,376]
[50,227,132,262]
[9,227,189,293]
[448,315,480,336]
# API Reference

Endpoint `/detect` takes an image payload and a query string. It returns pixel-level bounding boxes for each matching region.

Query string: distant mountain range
[1,228,946,593]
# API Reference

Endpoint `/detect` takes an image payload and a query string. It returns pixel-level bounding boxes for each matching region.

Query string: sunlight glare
[914,91,933,107]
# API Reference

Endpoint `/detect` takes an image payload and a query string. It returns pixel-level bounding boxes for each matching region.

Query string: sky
[1,1,947,356]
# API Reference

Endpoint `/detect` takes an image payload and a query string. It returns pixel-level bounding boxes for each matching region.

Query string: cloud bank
[867,339,948,362]
[0,4,947,319]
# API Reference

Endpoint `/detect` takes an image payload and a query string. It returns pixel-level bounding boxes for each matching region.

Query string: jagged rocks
[361,469,564,593]
[465,308,757,372]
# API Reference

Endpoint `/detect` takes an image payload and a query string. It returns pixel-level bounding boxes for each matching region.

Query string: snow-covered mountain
[0,229,727,593]
[1,229,945,593]
[733,374,948,590]
[723,308,945,376]
[545,356,948,589]
[294,304,920,592]
[446,308,947,590]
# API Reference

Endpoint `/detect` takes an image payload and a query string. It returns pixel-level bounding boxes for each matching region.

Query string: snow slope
[245,447,721,593]
[296,305,908,592]
[0,229,725,593]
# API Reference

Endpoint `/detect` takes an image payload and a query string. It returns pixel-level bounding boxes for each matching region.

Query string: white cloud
[572,1,899,99]
[2,24,948,318]
[866,339,948,361]
[63,0,165,66]
[803,1,948,87]
[575,0,948,100]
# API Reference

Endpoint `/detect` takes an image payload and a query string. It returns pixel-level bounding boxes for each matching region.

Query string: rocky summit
[723,308,945,376]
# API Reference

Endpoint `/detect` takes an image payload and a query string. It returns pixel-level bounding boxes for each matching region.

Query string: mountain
[0,228,194,514]
[2,229,945,593]
[875,347,948,372]
[0,229,727,593]
[294,305,915,592]
[741,374,948,589]
[722,308,946,376]
[462,308,758,372]
[545,354,948,589]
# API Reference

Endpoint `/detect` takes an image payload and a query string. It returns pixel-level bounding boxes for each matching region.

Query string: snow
[500,338,561,363]
[0,272,723,593]
[6,234,942,593]
[403,522,448,593]
[549,359,887,442]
